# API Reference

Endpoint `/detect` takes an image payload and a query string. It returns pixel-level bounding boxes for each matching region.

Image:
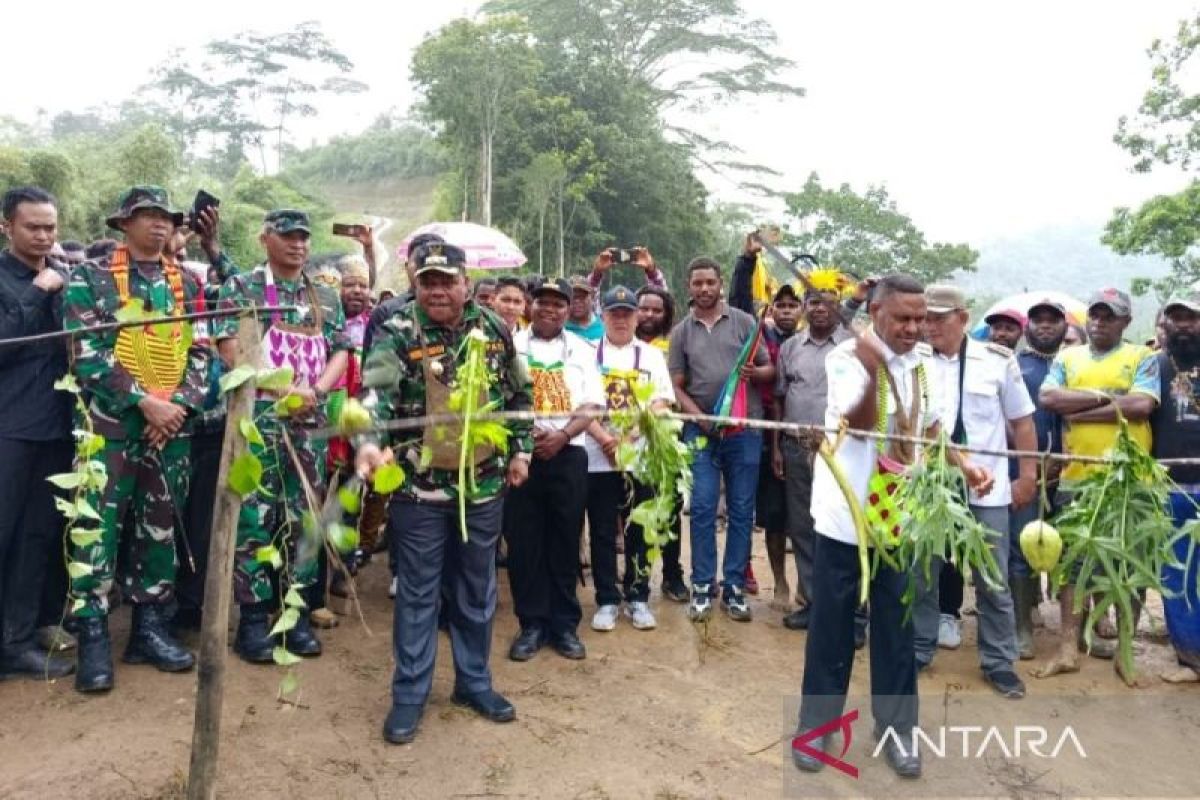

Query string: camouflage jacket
[360,300,534,505]
[214,264,350,431]
[64,254,211,441]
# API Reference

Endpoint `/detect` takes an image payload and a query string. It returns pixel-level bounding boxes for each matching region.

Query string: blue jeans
[684,424,761,595]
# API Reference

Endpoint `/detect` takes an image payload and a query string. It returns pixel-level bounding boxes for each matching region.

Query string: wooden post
[187,315,262,800]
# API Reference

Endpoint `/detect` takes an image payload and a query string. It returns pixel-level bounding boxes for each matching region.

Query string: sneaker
[687,584,713,622]
[662,576,689,603]
[625,601,657,630]
[721,589,752,622]
[984,668,1026,699]
[937,613,961,649]
[591,604,619,631]
[744,564,759,595]
[388,576,398,600]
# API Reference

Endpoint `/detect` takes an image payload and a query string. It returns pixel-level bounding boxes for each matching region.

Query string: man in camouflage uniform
[356,243,533,745]
[214,209,349,664]
[64,186,212,694]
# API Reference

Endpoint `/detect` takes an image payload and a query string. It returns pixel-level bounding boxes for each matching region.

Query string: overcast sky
[5,0,1195,243]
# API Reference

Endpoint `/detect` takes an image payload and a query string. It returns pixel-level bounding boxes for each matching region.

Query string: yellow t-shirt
[1051,343,1157,481]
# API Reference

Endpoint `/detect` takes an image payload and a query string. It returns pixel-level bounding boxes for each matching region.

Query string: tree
[1105,13,1200,297]
[782,173,977,284]
[146,21,367,175]
[411,15,541,226]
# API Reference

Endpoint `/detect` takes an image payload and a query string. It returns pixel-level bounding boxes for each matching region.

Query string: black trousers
[176,422,226,615]
[939,561,964,618]
[661,495,684,584]
[0,438,73,657]
[799,534,917,735]
[586,472,651,606]
[507,445,588,635]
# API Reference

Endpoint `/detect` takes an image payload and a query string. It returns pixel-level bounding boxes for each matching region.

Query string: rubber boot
[235,602,277,664]
[75,617,114,693]
[1011,575,1036,660]
[123,604,195,672]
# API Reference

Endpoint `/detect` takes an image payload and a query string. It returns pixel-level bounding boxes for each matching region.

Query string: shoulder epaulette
[984,341,1014,358]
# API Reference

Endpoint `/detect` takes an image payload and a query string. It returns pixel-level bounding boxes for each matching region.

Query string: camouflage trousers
[233,424,324,605]
[70,436,190,619]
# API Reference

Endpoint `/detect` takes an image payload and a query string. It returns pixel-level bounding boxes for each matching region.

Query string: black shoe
[75,617,114,693]
[854,624,868,650]
[283,611,322,658]
[783,607,810,630]
[508,627,545,662]
[235,602,278,664]
[123,605,195,672]
[791,729,831,772]
[0,646,75,680]
[382,703,424,744]
[452,689,516,723]
[879,736,922,778]
[984,668,1026,699]
[662,576,689,603]
[551,630,586,660]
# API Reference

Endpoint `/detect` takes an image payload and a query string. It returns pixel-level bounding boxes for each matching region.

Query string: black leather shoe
[235,602,278,664]
[123,605,195,672]
[452,689,516,723]
[782,607,810,630]
[879,736,922,778]
[791,730,831,773]
[283,612,322,658]
[75,617,114,693]
[508,627,545,662]
[552,630,586,660]
[382,703,424,744]
[0,646,75,680]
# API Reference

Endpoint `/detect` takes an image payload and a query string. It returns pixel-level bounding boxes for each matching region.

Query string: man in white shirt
[795,275,993,780]
[911,285,1037,700]
[508,278,606,662]
[584,286,676,633]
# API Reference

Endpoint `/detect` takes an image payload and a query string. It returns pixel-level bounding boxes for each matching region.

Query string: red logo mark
[792,709,859,778]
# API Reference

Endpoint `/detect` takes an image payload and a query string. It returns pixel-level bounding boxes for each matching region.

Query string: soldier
[355,243,534,745]
[64,186,212,694]
[213,209,349,664]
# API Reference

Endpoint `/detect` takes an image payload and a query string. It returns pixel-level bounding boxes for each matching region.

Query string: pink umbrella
[397,222,527,270]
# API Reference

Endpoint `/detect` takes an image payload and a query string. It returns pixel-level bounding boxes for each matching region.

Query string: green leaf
[255,545,283,570]
[272,646,301,666]
[279,670,299,696]
[327,523,360,554]
[66,561,93,579]
[75,498,101,520]
[54,496,79,520]
[70,598,86,614]
[256,366,294,392]
[79,433,105,457]
[219,365,256,394]
[69,528,102,548]
[229,453,264,497]
[269,607,300,636]
[338,487,361,515]
[54,374,80,393]
[283,586,307,609]
[373,464,405,495]
[238,416,265,447]
[47,473,85,490]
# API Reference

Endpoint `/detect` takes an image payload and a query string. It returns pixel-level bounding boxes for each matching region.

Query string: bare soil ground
[0,527,1194,800]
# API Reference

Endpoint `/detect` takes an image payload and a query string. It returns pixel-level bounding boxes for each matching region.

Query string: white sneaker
[592,604,619,631]
[937,613,962,649]
[389,576,397,599]
[624,601,657,630]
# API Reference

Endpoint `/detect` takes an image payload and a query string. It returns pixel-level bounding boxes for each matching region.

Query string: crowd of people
[1,183,1199,780]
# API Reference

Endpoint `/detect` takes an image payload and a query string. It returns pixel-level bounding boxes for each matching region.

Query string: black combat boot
[123,604,195,672]
[75,617,114,694]
[283,609,322,657]
[234,602,277,664]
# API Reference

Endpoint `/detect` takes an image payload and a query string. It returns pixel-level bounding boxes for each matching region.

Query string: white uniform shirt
[810,334,945,546]
[928,337,1035,507]
[583,336,676,472]
[513,328,605,447]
